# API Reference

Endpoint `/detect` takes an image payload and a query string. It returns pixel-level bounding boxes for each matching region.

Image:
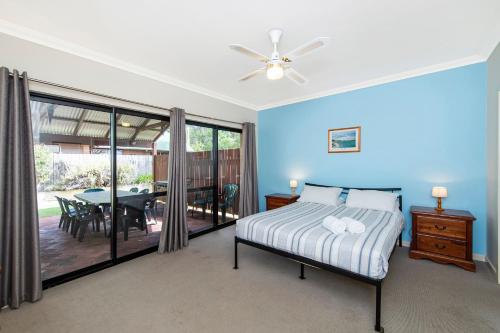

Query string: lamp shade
[432,186,448,198]
[289,179,298,188]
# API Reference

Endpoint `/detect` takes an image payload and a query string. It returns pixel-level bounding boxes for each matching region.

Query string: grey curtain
[158,107,188,253]
[239,122,259,218]
[0,67,42,309]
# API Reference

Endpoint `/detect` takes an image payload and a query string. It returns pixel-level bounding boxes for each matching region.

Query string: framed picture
[328,126,361,153]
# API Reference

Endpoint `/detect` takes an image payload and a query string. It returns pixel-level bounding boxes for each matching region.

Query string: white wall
[0,33,257,128]
[486,41,500,281]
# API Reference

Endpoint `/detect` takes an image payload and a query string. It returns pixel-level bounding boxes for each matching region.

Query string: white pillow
[297,185,343,206]
[346,189,399,212]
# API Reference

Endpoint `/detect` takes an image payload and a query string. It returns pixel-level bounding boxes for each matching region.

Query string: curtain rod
[7,71,244,126]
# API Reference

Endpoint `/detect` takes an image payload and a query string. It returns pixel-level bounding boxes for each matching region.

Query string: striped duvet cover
[236,202,404,279]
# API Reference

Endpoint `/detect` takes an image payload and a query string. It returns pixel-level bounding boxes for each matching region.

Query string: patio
[39,203,218,280]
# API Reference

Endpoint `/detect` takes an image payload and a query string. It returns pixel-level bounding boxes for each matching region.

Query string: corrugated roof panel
[78,122,109,138]
[119,114,145,127]
[116,127,135,140]
[85,110,110,123]
[135,129,161,141]
[40,119,76,136]
[53,105,84,120]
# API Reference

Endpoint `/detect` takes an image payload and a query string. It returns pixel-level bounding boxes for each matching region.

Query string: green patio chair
[191,189,213,219]
[70,201,105,242]
[55,196,70,229]
[129,187,139,193]
[61,198,77,233]
[140,189,150,194]
[219,183,239,223]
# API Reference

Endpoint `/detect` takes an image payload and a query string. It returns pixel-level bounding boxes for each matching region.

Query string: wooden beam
[152,123,170,142]
[72,110,88,136]
[143,121,165,130]
[131,118,151,141]
[51,115,111,127]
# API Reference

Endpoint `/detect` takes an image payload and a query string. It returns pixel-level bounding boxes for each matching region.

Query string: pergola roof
[31,101,169,143]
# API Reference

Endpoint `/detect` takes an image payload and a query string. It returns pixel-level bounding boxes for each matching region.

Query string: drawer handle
[434,224,447,231]
[435,243,446,250]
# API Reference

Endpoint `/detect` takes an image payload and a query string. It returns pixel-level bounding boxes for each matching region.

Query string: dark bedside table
[265,193,300,210]
[409,206,476,271]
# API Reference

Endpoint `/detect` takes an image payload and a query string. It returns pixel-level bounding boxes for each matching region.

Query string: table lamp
[432,186,447,212]
[290,179,298,196]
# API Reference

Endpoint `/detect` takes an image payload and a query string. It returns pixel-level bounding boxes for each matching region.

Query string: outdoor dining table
[74,190,138,205]
[74,190,145,233]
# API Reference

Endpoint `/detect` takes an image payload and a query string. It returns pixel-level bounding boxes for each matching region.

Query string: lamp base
[435,197,444,212]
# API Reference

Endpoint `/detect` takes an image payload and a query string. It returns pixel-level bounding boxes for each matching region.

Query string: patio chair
[55,196,70,229]
[219,183,239,223]
[70,201,104,242]
[145,197,158,223]
[61,198,78,233]
[129,187,139,193]
[84,188,104,193]
[191,189,213,219]
[117,195,152,241]
[140,189,150,194]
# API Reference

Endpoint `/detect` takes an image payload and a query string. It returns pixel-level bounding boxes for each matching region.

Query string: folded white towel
[341,217,366,234]
[322,216,346,234]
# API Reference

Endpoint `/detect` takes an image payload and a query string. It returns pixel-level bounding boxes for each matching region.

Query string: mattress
[236,202,404,279]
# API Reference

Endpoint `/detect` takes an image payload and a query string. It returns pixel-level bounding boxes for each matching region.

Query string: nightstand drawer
[417,234,466,259]
[267,203,283,210]
[416,215,466,240]
[265,194,299,211]
[267,198,289,210]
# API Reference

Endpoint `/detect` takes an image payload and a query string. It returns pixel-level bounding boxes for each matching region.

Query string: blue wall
[258,63,487,255]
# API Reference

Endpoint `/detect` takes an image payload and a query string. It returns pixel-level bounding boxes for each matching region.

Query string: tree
[188,126,213,152]
[187,127,240,152]
[34,144,52,184]
[218,131,240,149]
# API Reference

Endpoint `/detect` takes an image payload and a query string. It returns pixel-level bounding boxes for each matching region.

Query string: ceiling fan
[229,29,328,85]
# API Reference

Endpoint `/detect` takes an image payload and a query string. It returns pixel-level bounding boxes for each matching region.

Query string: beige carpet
[1,226,499,333]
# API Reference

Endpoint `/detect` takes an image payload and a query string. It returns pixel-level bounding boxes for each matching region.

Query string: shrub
[134,174,153,184]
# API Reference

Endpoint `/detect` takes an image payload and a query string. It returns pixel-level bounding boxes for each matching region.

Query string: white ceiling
[0,0,499,110]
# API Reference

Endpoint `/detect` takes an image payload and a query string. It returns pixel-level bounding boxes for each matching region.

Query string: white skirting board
[486,257,497,273]
[400,241,486,262]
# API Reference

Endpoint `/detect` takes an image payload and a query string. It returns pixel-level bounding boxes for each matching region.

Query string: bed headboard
[304,182,403,211]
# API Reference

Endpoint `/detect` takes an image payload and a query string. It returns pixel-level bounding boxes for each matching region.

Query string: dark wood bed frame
[233,183,403,333]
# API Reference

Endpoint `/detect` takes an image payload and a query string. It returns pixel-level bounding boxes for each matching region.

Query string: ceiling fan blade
[229,44,269,63]
[283,37,329,61]
[239,68,265,81]
[285,68,308,85]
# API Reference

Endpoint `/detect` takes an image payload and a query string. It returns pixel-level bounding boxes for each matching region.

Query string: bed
[233,184,403,333]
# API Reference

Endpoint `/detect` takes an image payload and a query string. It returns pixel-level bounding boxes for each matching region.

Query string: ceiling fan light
[266,63,284,80]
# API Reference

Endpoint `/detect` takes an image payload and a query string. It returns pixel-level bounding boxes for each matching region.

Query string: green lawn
[38,206,61,218]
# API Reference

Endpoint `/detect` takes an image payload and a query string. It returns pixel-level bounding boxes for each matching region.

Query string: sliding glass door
[31,96,112,281]
[114,110,170,258]
[185,122,242,229]
[186,124,215,233]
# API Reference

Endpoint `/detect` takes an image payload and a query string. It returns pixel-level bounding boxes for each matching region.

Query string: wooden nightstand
[265,193,300,210]
[409,206,476,271]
